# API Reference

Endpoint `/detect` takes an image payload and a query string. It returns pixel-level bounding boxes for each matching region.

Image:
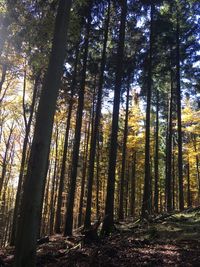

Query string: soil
[1,208,200,266]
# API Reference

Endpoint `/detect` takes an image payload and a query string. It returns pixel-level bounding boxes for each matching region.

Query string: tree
[54,43,80,234]
[64,1,92,236]
[101,0,127,235]
[141,3,154,218]
[84,0,110,229]
[118,76,131,220]
[14,0,72,266]
[175,6,184,211]
[154,89,159,213]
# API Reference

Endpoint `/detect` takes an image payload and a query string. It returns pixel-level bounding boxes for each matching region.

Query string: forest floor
[1,207,200,266]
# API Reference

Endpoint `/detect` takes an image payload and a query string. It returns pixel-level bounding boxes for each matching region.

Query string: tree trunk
[172,141,176,210]
[192,134,200,202]
[101,0,127,235]
[0,64,7,96]
[119,78,130,220]
[54,44,79,233]
[84,1,110,229]
[49,129,59,235]
[10,73,40,246]
[0,124,14,194]
[130,152,136,217]
[14,1,72,266]
[166,64,173,212]
[176,10,184,211]
[95,138,100,219]
[154,90,159,213]
[141,4,154,218]
[41,161,51,236]
[187,161,191,207]
[78,117,91,227]
[64,7,91,236]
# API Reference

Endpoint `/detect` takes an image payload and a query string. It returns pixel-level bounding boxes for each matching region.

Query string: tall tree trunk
[172,141,175,210]
[64,7,91,236]
[41,161,51,236]
[124,166,129,218]
[154,89,159,213]
[95,137,100,219]
[10,73,40,246]
[187,160,191,208]
[141,4,154,218]
[14,1,72,266]
[166,64,173,212]
[54,44,79,233]
[130,152,136,217]
[84,1,110,228]
[101,0,127,235]
[78,118,91,227]
[38,146,51,239]
[0,64,7,96]
[176,10,184,211]
[119,78,130,220]
[192,134,200,202]
[0,124,14,194]
[49,129,59,235]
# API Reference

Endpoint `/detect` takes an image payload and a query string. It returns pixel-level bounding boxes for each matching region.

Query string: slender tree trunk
[130,152,136,217]
[166,64,173,212]
[49,129,59,235]
[38,146,51,239]
[78,118,91,227]
[3,142,14,194]
[54,44,79,233]
[192,134,200,202]
[176,10,184,211]
[101,0,127,235]
[187,160,191,207]
[119,78,130,220]
[96,138,100,219]
[125,167,129,218]
[0,124,14,194]
[0,64,7,96]
[84,1,110,228]
[64,8,91,236]
[172,142,175,210]
[41,162,51,236]
[14,1,72,266]
[141,4,154,218]
[10,74,40,246]
[154,89,159,213]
